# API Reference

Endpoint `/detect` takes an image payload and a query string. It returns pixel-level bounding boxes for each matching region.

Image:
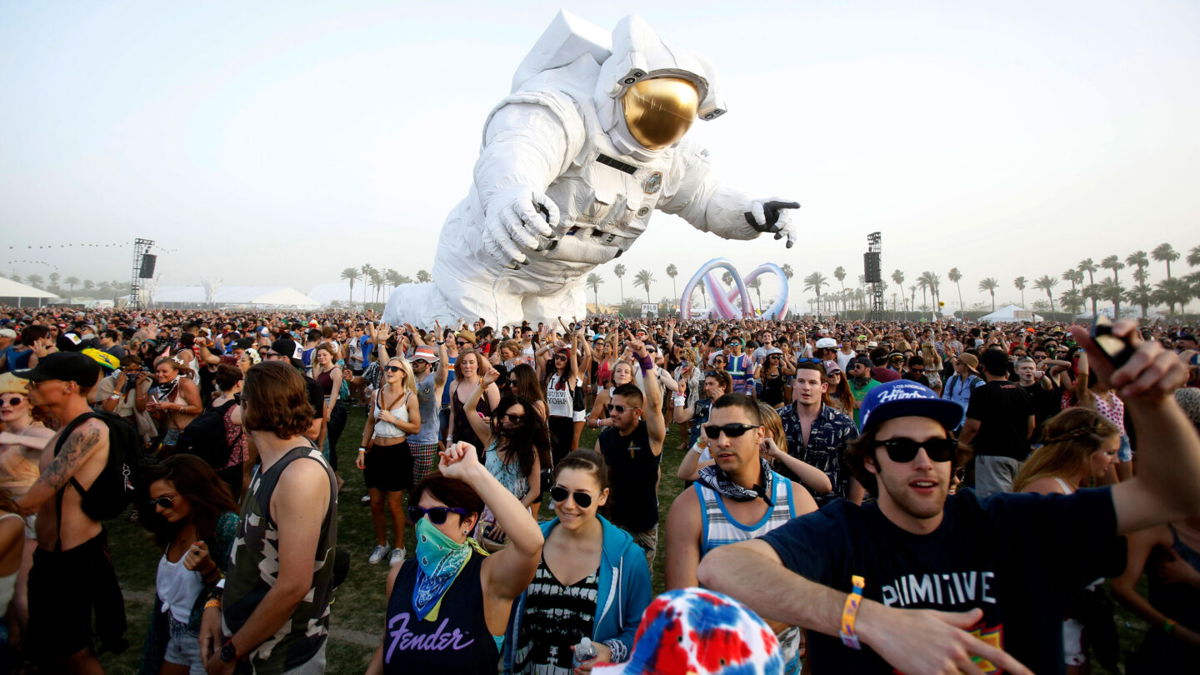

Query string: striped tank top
[696,471,797,555]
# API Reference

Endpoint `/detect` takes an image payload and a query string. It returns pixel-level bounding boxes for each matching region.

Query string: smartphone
[1091,317,1135,369]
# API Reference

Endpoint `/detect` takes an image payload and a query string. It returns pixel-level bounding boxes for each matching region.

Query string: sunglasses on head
[148,495,175,509]
[797,358,822,365]
[407,505,470,525]
[703,423,760,439]
[877,437,957,463]
[550,485,593,508]
[384,365,404,373]
[0,396,26,407]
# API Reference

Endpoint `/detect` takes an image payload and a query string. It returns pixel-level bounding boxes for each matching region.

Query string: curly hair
[242,361,314,439]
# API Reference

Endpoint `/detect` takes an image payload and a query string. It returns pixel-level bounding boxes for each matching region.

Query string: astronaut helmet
[594,16,726,161]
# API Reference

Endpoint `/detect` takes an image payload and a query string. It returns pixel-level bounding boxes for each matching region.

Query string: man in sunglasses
[723,338,754,395]
[665,393,816,673]
[595,339,665,566]
[701,322,1200,674]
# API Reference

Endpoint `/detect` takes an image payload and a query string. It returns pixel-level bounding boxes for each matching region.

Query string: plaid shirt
[779,403,859,500]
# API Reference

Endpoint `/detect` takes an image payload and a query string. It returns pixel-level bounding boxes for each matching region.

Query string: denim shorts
[164,615,205,674]
[1117,435,1133,463]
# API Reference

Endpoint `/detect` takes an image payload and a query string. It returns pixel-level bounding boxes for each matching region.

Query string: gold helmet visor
[621,77,699,151]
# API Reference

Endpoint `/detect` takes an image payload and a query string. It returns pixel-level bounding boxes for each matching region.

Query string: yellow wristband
[839,575,866,650]
[204,598,221,610]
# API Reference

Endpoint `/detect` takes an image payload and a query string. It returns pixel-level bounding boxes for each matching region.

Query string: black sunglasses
[501,413,525,424]
[550,485,593,508]
[703,423,760,439]
[606,403,634,414]
[877,437,957,463]
[384,365,404,373]
[456,340,469,347]
[407,505,470,525]
[148,495,175,509]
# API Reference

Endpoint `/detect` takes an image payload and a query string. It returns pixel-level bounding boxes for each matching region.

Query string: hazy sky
[3,0,1198,309]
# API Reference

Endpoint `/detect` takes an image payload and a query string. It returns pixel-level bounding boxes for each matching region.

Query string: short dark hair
[242,361,314,439]
[980,349,1009,377]
[795,360,824,376]
[410,475,484,520]
[611,383,644,408]
[214,363,243,392]
[711,393,762,425]
[555,449,610,490]
[703,370,733,394]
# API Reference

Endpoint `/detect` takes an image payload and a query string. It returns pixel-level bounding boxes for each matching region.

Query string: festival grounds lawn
[84,406,1145,673]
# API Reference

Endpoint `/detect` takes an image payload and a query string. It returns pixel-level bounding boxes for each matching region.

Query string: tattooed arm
[16,419,108,516]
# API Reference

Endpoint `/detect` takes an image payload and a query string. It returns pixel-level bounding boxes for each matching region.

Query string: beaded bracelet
[839,575,866,650]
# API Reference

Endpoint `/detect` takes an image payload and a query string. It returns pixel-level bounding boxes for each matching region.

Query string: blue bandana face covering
[413,514,486,621]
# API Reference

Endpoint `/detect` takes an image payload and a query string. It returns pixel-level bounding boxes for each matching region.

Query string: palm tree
[802,272,828,315]
[360,264,376,304]
[917,271,940,316]
[1060,289,1084,316]
[368,268,384,304]
[633,269,656,302]
[834,266,847,297]
[1125,279,1154,319]
[586,273,604,308]
[27,274,43,289]
[1033,275,1058,313]
[748,277,763,310]
[1126,250,1149,282]
[1101,255,1125,285]
[948,268,964,314]
[65,276,79,293]
[384,269,402,295]
[1096,279,1124,318]
[891,270,906,316]
[1155,277,1190,315]
[781,264,794,280]
[1152,243,1180,280]
[49,272,61,291]
[1013,276,1027,308]
[613,264,626,302]
[1061,268,1083,295]
[916,276,930,313]
[83,279,95,292]
[340,267,360,304]
[1189,245,1200,268]
[665,264,678,306]
[978,277,999,312]
[416,269,432,284]
[1077,258,1099,318]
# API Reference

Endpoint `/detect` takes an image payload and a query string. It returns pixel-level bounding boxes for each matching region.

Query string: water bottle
[573,636,597,667]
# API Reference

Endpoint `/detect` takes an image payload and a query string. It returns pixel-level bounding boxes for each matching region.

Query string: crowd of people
[0,305,1198,674]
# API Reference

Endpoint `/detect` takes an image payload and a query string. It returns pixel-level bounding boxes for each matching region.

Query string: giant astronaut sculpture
[383,12,799,328]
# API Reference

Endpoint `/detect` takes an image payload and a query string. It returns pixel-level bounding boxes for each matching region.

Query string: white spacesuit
[384,12,798,328]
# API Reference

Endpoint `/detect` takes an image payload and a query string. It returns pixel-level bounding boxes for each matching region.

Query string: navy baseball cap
[858,380,963,432]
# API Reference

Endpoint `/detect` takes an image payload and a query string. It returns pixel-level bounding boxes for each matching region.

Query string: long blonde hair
[1012,408,1118,491]
[384,357,417,395]
[757,400,788,454]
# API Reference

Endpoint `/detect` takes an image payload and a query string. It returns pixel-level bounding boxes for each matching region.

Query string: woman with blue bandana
[366,441,543,674]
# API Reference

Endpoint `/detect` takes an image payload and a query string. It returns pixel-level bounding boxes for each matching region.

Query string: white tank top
[373,389,411,439]
[156,550,205,623]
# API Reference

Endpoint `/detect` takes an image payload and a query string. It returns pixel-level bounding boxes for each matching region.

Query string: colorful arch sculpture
[679,258,789,320]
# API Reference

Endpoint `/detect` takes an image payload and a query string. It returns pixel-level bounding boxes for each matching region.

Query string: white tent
[152,286,320,309]
[0,276,60,306]
[979,304,1043,322]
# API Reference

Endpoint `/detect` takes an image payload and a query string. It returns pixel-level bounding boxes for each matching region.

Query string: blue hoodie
[503,515,652,672]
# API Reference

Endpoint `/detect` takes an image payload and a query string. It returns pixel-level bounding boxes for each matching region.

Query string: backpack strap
[52,412,104,552]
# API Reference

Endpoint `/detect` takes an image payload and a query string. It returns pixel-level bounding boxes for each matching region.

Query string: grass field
[84,405,1148,673]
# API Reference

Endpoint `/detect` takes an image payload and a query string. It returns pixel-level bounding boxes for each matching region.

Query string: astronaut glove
[748,197,800,249]
[482,187,561,268]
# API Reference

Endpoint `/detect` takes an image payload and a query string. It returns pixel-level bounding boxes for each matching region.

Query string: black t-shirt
[966,381,1033,460]
[598,420,661,533]
[1020,381,1063,441]
[760,489,1124,674]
